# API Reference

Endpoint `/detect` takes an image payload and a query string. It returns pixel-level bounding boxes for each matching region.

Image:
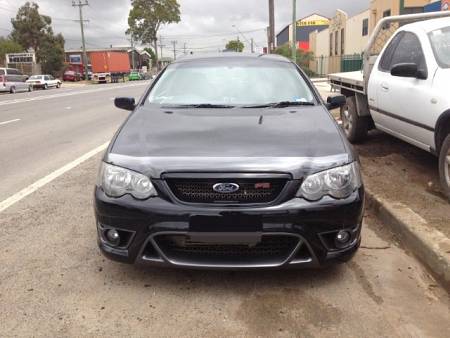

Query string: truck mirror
[114,97,136,111]
[391,63,426,79]
[326,95,346,110]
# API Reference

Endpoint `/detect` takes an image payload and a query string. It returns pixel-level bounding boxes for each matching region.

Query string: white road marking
[0,118,21,126]
[0,142,109,213]
[0,82,148,107]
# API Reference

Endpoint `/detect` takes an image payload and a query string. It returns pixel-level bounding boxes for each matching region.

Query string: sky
[0,0,369,56]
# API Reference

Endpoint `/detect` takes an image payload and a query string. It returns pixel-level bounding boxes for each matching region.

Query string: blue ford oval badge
[213,183,240,193]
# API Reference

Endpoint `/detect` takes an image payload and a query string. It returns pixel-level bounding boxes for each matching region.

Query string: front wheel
[340,96,369,143]
[10,86,16,94]
[438,134,450,201]
[56,82,61,88]
[44,84,48,90]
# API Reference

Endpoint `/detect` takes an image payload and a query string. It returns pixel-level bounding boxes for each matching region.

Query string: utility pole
[171,41,177,60]
[291,0,297,63]
[183,42,187,55]
[266,26,270,53]
[268,0,275,52]
[130,36,136,70]
[251,38,254,53]
[72,0,89,81]
[158,35,165,70]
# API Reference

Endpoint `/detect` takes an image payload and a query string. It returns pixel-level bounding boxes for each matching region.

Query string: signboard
[69,54,82,64]
[6,53,35,64]
[297,19,329,27]
[443,0,449,11]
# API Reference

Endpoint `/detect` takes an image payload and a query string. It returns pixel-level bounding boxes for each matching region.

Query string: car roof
[173,52,292,64]
[401,17,450,33]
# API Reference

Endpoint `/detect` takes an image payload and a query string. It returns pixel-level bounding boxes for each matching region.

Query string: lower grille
[154,234,299,265]
[165,177,288,204]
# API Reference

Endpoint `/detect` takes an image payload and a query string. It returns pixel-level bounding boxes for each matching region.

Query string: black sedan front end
[94,53,364,269]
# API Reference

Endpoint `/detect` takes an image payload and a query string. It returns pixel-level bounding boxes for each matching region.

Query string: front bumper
[94,187,364,269]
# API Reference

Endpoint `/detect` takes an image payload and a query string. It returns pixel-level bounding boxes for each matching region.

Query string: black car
[95,53,364,269]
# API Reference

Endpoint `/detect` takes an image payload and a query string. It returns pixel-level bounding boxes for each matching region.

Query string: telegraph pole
[251,38,255,53]
[183,43,187,55]
[291,0,297,63]
[72,0,89,81]
[130,36,136,70]
[268,0,275,52]
[171,41,177,60]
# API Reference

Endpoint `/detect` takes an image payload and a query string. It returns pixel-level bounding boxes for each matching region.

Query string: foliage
[0,37,23,66]
[225,39,244,52]
[273,44,315,76]
[10,2,53,55]
[10,2,65,76]
[127,0,181,60]
[144,47,156,61]
[38,33,65,76]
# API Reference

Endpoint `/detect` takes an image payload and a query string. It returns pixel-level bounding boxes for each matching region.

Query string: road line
[0,142,109,213]
[0,82,148,107]
[0,119,20,126]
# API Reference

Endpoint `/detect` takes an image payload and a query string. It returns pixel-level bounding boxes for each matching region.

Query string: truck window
[379,32,404,72]
[390,32,426,70]
[429,26,450,68]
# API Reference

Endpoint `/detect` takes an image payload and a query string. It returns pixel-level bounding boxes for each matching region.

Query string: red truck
[90,51,130,83]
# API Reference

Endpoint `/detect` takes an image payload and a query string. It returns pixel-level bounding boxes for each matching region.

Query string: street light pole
[291,0,297,63]
[72,0,89,81]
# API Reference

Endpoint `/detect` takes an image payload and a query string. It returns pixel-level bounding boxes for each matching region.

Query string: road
[0,82,148,201]
[0,83,449,337]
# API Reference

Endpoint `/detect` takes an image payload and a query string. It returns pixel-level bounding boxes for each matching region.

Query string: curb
[366,190,450,289]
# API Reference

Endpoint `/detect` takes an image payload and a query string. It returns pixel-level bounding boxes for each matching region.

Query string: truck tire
[340,96,369,143]
[438,134,450,200]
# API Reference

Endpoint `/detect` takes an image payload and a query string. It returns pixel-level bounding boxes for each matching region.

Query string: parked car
[63,70,80,82]
[0,67,31,93]
[26,75,61,89]
[329,12,450,199]
[128,70,141,81]
[95,53,364,270]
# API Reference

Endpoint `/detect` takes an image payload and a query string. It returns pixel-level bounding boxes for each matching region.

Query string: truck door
[370,31,434,150]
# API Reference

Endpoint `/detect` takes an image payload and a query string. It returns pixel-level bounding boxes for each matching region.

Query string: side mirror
[391,63,427,79]
[114,97,136,111]
[326,95,346,110]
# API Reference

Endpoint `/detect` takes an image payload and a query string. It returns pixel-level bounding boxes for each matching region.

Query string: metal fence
[308,54,363,77]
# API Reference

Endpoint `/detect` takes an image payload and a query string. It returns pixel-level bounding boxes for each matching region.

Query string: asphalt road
[0,82,449,337]
[0,82,148,201]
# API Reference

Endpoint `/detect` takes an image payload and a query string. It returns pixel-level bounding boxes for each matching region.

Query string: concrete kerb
[366,189,450,289]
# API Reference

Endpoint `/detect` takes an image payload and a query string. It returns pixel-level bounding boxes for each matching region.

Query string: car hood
[108,105,353,179]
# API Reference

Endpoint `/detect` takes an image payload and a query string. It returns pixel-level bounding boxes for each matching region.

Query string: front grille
[165,177,288,204]
[154,234,299,265]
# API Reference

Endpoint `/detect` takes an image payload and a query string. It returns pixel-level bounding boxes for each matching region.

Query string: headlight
[297,162,362,201]
[98,162,157,199]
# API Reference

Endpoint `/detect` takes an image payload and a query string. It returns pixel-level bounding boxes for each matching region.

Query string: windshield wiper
[162,103,235,109]
[243,101,315,108]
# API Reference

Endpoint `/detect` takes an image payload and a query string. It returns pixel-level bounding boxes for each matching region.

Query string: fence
[309,54,363,77]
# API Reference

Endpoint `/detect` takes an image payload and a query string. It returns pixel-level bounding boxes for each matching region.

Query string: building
[276,14,329,50]
[5,52,40,75]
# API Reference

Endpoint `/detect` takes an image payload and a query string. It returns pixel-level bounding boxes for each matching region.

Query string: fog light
[105,229,120,246]
[334,230,351,249]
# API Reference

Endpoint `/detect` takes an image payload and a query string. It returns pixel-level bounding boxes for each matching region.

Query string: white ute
[329,12,450,200]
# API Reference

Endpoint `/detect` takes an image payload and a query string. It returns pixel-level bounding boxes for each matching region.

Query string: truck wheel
[340,96,368,143]
[438,134,450,200]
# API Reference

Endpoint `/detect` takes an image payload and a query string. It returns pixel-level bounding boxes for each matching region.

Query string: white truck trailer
[329,11,450,200]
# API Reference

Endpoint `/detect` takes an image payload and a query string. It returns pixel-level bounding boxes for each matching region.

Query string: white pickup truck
[329,12,450,200]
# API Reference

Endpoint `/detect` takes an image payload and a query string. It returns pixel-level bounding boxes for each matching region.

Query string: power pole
[266,26,270,53]
[171,41,177,60]
[251,38,255,53]
[183,43,187,55]
[72,0,89,81]
[291,0,297,63]
[158,36,165,70]
[130,36,136,70]
[268,0,275,52]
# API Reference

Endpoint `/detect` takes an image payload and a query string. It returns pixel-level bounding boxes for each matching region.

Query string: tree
[127,0,181,64]
[273,44,315,76]
[10,2,53,56]
[225,39,244,52]
[144,47,156,61]
[10,2,65,76]
[0,37,23,66]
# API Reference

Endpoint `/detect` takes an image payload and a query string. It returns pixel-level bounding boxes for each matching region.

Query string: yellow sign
[297,19,329,27]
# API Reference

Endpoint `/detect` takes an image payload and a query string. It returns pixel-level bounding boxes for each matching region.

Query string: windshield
[29,75,42,79]
[147,59,315,106]
[429,26,450,68]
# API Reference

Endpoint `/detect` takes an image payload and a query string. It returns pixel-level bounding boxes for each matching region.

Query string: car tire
[340,96,369,143]
[438,134,450,201]
[44,84,48,90]
[28,85,33,92]
[56,82,61,88]
[10,86,16,94]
